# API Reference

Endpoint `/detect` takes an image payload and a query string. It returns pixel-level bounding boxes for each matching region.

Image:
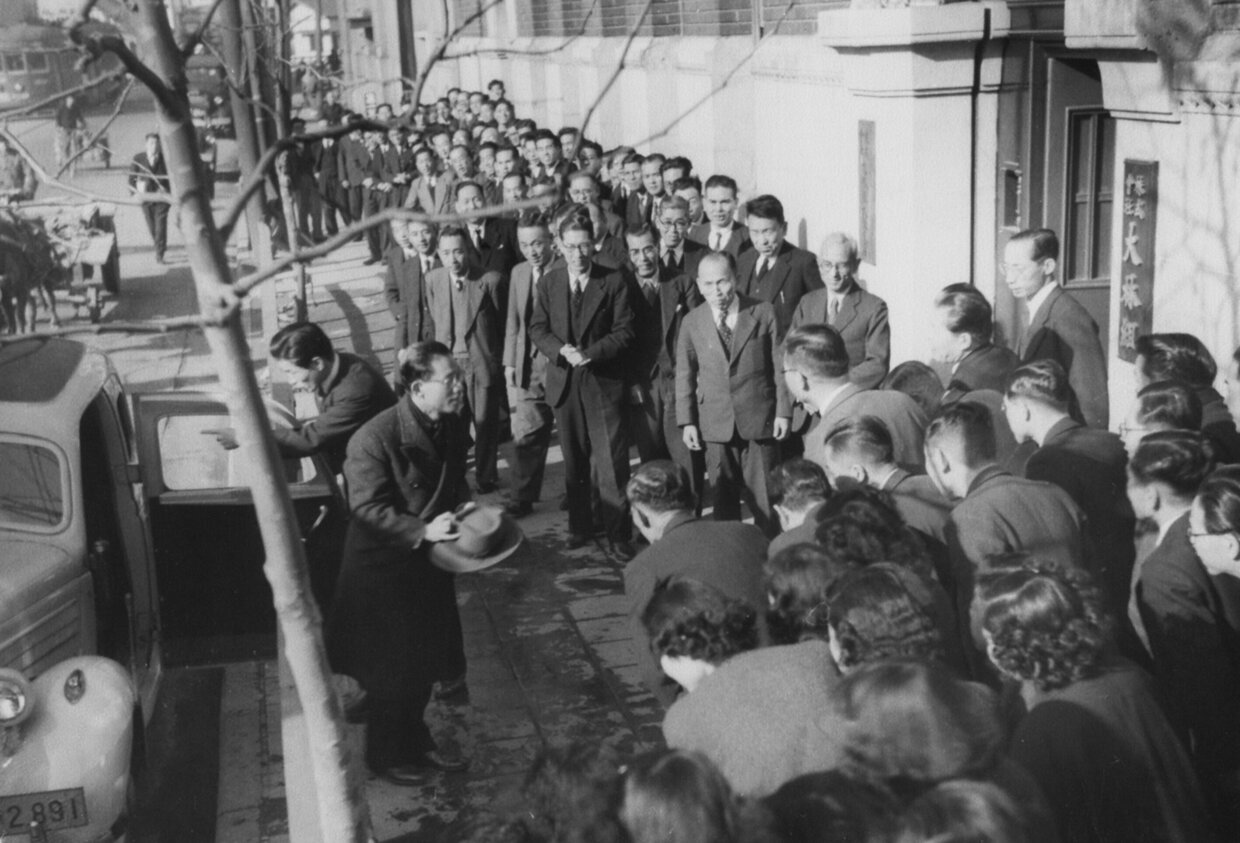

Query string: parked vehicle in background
[0,22,124,111]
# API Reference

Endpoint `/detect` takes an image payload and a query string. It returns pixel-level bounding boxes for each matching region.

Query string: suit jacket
[314,141,343,191]
[271,352,397,475]
[659,238,708,280]
[688,220,750,258]
[503,260,551,389]
[330,398,471,697]
[1019,285,1109,428]
[466,217,520,279]
[384,247,438,352]
[339,135,370,185]
[624,513,769,705]
[1025,417,1136,616]
[425,266,506,384]
[883,469,951,546]
[947,465,1087,631]
[626,266,701,384]
[366,143,402,189]
[736,241,824,339]
[1136,512,1240,778]
[529,261,636,408]
[790,284,891,389]
[127,151,169,194]
[405,172,455,215]
[943,343,1021,403]
[676,295,791,443]
[767,501,826,560]
[625,189,654,231]
[805,385,927,471]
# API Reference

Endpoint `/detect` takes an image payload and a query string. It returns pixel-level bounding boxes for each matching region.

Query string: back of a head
[764,543,853,645]
[1135,380,1204,430]
[836,660,1002,785]
[826,563,945,671]
[784,324,850,381]
[1135,333,1217,389]
[824,416,897,470]
[815,489,934,580]
[935,284,994,347]
[925,401,998,469]
[976,555,1111,692]
[627,459,697,513]
[768,458,831,513]
[882,361,944,419]
[895,780,1031,843]
[1004,359,1071,411]
[522,741,627,843]
[764,771,899,843]
[1194,464,1240,535]
[1128,429,1214,500]
[640,577,759,664]
[270,321,333,367]
[621,750,738,843]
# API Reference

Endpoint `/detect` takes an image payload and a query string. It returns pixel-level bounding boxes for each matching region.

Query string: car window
[157,414,317,490]
[0,440,65,530]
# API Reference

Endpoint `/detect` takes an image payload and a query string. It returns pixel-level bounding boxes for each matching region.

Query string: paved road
[18,104,667,842]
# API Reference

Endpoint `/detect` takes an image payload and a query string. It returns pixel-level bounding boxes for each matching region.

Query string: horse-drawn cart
[0,201,120,329]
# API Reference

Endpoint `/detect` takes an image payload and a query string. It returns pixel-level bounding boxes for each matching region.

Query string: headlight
[0,668,33,727]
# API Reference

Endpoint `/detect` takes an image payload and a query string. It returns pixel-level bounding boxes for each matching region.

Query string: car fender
[0,656,135,841]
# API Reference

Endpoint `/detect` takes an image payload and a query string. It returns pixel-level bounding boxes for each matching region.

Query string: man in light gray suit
[502,212,557,517]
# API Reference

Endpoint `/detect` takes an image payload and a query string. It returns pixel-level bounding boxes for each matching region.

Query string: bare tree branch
[0,70,127,120]
[55,77,135,180]
[69,28,177,112]
[217,119,391,243]
[622,0,795,150]
[202,39,283,124]
[410,0,507,109]
[571,0,655,160]
[233,198,544,297]
[180,0,229,58]
[0,315,209,342]
[0,126,168,207]
[441,0,601,61]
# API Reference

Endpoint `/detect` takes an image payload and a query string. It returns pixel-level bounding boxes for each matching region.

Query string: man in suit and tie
[502,212,558,518]
[621,152,653,231]
[128,132,171,263]
[625,223,703,492]
[455,181,520,281]
[677,251,790,536]
[533,130,572,185]
[654,195,708,278]
[635,153,667,230]
[339,119,371,237]
[1002,359,1137,629]
[529,212,638,559]
[923,400,1087,656]
[425,226,506,493]
[781,324,926,470]
[385,219,439,377]
[673,176,707,228]
[405,147,454,216]
[315,133,350,236]
[766,459,832,560]
[930,283,1021,403]
[688,174,749,257]
[735,195,823,340]
[362,130,400,264]
[567,172,625,239]
[789,232,890,389]
[1004,228,1109,428]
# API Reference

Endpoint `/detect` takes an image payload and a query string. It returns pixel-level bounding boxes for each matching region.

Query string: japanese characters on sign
[1118,160,1158,363]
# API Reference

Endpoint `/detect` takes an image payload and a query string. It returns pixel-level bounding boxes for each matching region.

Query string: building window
[1064,107,1115,285]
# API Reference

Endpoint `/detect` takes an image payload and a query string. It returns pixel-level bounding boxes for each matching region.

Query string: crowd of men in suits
[280,82,1240,837]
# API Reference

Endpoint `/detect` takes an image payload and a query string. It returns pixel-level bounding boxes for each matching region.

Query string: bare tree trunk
[219,0,266,253]
[128,2,372,839]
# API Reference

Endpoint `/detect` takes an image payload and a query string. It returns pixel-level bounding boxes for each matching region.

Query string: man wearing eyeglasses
[655,195,708,279]
[1003,228,1109,428]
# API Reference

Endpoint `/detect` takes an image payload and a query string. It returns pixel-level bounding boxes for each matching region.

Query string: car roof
[0,338,111,436]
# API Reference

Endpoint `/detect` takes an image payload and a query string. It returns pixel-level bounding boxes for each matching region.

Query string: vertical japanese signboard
[1118,160,1158,363]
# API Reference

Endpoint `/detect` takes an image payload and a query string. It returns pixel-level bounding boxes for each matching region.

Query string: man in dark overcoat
[328,341,472,784]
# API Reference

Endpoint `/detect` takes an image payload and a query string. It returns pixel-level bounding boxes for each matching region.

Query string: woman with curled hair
[643,577,844,797]
[763,543,851,645]
[978,558,1213,843]
[834,660,1055,841]
[620,750,778,843]
[825,563,946,673]
[894,780,1030,843]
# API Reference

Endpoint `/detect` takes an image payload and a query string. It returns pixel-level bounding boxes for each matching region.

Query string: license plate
[0,788,89,834]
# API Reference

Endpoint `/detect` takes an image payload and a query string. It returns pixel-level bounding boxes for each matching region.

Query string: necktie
[755,257,769,283]
[829,297,841,321]
[717,309,733,355]
[711,230,724,252]
[572,280,584,314]
[532,266,541,289]
[471,226,483,251]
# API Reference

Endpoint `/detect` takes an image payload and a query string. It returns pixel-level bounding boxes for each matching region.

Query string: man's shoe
[414,749,469,773]
[363,256,380,266]
[434,675,468,700]
[371,764,427,786]
[610,541,638,563]
[566,532,592,550]
[504,500,534,518]
[475,480,499,494]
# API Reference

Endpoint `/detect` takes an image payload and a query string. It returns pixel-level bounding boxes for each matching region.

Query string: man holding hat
[329,341,512,785]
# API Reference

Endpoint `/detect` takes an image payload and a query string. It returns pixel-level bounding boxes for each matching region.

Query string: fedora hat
[431,503,524,573]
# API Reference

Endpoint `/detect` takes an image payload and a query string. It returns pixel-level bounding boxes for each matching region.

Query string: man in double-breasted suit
[687,174,750,258]
[624,224,703,494]
[677,251,790,536]
[455,181,520,281]
[425,226,506,493]
[782,324,926,471]
[328,342,471,784]
[384,219,439,376]
[1004,228,1108,428]
[501,213,557,517]
[405,147,455,215]
[529,213,637,557]
[735,195,823,340]
[789,232,890,390]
